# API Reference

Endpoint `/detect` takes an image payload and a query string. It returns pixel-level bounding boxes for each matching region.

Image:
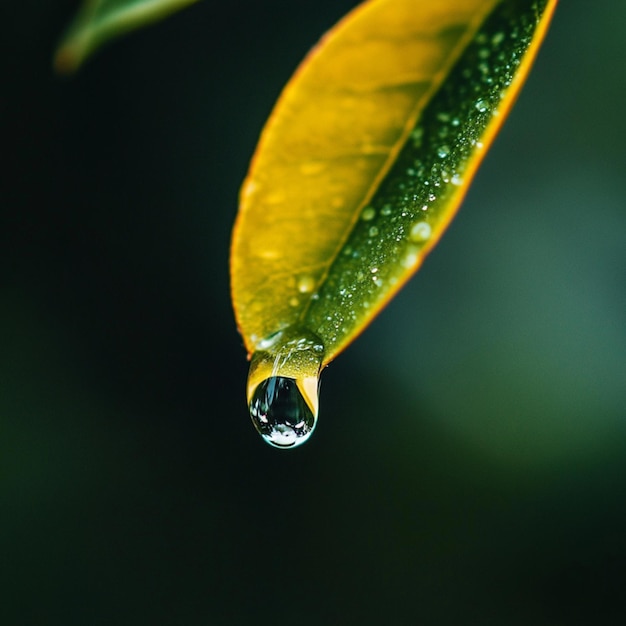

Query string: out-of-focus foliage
[54,0,199,73]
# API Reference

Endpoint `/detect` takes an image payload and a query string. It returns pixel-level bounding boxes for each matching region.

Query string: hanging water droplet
[249,377,316,448]
[247,328,323,449]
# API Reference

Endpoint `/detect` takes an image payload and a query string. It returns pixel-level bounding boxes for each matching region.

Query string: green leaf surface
[54,0,198,73]
[230,0,557,448]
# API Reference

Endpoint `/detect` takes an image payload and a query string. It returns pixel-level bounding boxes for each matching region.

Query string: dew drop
[247,329,323,449]
[437,145,450,159]
[242,179,258,198]
[361,206,376,221]
[381,205,392,216]
[451,173,463,186]
[368,226,379,237]
[249,377,316,448]
[411,127,424,145]
[475,99,488,113]
[297,274,315,294]
[409,221,431,242]
[402,244,420,269]
[289,296,299,307]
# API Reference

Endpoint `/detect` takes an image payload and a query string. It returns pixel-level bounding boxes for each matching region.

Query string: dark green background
[3,1,625,624]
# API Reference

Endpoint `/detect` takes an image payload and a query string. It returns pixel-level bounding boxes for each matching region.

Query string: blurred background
[2,1,625,624]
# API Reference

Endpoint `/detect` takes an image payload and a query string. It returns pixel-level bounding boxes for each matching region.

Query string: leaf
[230,0,557,447]
[54,0,199,74]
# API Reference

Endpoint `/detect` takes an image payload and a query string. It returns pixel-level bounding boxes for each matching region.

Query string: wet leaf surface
[231,0,557,365]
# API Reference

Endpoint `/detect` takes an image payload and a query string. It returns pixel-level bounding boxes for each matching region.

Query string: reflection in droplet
[249,377,316,448]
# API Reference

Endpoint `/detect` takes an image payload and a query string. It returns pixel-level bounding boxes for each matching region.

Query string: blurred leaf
[54,0,199,73]
[231,0,557,365]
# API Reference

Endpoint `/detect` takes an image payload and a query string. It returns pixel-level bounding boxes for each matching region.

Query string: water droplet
[361,207,376,221]
[247,329,323,449]
[475,99,488,113]
[297,274,315,294]
[373,277,383,287]
[451,174,463,186]
[437,145,450,159]
[242,179,257,198]
[409,221,431,242]
[368,226,379,237]
[437,112,450,123]
[402,244,420,269]
[492,32,505,46]
[289,296,299,307]
[381,205,392,216]
[249,377,316,448]
[411,127,424,145]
